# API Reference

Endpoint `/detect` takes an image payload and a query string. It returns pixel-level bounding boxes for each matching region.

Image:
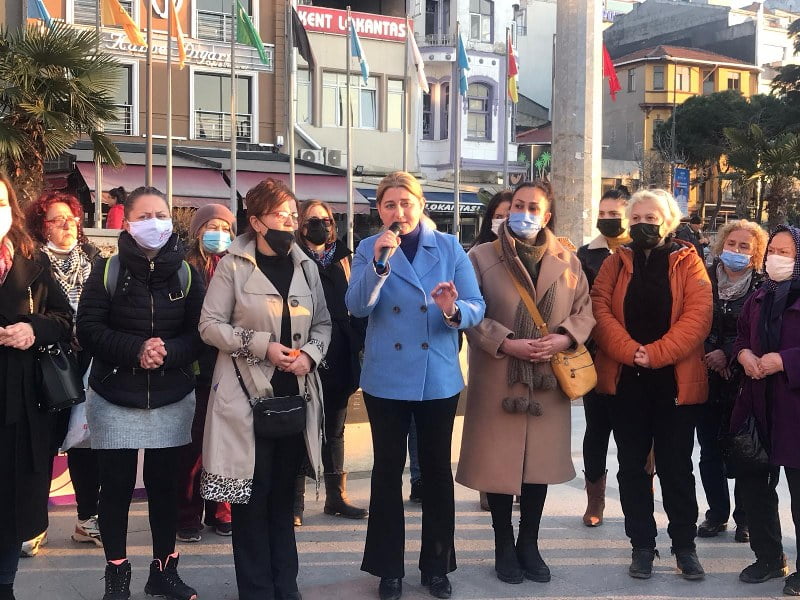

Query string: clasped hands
[738,349,784,380]
[139,337,167,369]
[267,342,313,376]
[501,333,572,363]
[0,322,36,351]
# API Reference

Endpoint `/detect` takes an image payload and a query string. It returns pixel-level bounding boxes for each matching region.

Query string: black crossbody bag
[231,357,307,439]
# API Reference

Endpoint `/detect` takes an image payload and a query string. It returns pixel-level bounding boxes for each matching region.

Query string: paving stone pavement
[14,406,797,600]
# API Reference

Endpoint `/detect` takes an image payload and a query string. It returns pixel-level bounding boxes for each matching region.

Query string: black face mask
[304,218,331,246]
[264,228,295,257]
[597,218,625,239]
[629,223,663,250]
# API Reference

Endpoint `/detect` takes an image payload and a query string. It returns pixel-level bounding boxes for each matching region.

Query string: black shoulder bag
[231,357,307,439]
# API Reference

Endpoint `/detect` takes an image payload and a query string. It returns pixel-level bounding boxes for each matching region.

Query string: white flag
[407,27,429,93]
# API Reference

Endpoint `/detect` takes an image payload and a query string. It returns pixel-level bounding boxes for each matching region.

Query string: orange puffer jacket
[590,240,712,405]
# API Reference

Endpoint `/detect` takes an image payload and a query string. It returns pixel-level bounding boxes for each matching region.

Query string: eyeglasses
[267,211,299,222]
[45,215,80,228]
[306,217,333,226]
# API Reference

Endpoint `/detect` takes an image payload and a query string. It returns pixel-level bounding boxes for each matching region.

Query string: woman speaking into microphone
[346,171,485,600]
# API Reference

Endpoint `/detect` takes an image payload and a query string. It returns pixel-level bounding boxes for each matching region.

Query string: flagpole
[402,16,409,173]
[288,2,296,193]
[503,26,510,189]
[346,6,354,250]
[166,0,173,211]
[94,0,103,228]
[145,2,153,187]
[453,22,461,240]
[230,0,237,215]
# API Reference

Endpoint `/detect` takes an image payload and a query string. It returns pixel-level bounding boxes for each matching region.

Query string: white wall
[516,0,557,111]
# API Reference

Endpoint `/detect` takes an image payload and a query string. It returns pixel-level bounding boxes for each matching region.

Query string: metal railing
[416,32,456,47]
[196,10,233,42]
[74,0,133,26]
[105,104,133,136]
[194,110,252,142]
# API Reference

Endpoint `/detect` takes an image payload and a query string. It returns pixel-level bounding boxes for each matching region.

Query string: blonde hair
[628,188,682,234]
[376,171,424,205]
[712,219,768,271]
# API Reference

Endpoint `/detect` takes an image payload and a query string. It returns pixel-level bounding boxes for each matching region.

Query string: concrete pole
[550,0,602,247]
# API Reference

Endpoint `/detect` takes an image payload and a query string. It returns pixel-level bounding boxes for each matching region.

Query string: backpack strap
[169,261,192,301]
[103,255,121,297]
[339,256,351,282]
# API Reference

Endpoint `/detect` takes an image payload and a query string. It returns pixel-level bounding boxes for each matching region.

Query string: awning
[357,188,483,215]
[232,172,370,214]
[76,163,232,208]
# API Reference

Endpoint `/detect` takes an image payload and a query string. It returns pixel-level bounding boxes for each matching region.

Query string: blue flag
[28,0,53,27]
[457,33,470,95]
[349,19,369,85]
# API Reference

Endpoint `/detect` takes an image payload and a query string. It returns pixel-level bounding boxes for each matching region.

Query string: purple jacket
[731,288,800,469]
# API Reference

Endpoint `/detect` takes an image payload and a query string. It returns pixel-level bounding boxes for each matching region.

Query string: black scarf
[759,225,800,354]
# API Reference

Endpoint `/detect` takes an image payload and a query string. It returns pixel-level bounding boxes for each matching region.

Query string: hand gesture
[759,352,784,377]
[634,346,651,368]
[285,351,313,376]
[528,333,572,362]
[500,338,537,361]
[139,337,166,369]
[431,281,458,317]
[267,343,296,371]
[704,349,728,373]
[0,323,36,351]
[738,349,763,380]
[373,229,400,265]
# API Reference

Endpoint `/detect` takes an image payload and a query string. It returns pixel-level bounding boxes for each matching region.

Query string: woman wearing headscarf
[591,189,712,581]
[731,225,800,596]
[0,172,72,600]
[175,204,236,542]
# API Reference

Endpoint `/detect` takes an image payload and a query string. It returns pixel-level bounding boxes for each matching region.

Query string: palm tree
[0,22,123,205]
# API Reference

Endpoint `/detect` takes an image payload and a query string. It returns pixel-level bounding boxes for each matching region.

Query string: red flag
[602,44,622,101]
[507,30,519,103]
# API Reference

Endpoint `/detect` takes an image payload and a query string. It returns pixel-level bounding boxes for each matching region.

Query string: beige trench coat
[199,234,331,504]
[456,228,595,495]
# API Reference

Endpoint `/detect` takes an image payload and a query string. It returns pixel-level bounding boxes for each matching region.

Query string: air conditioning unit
[298,149,324,163]
[325,148,347,168]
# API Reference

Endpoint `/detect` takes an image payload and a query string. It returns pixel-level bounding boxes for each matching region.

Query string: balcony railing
[197,10,233,42]
[105,104,133,136]
[194,110,252,142]
[416,32,456,47]
[74,0,133,26]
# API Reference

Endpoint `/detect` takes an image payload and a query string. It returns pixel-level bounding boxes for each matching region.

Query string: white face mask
[765,254,796,282]
[491,218,505,235]
[0,205,11,241]
[128,218,173,251]
[47,240,77,254]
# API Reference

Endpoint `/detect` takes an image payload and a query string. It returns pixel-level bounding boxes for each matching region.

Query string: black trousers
[582,390,614,483]
[97,447,181,561]
[611,370,700,551]
[321,389,350,475]
[67,448,100,521]
[695,401,746,526]
[361,393,459,578]
[231,433,306,600]
[738,466,800,571]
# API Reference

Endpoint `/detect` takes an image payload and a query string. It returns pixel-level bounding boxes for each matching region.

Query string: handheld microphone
[376,222,402,270]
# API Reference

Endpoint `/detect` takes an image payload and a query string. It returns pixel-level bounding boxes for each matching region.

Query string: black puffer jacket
[77,231,205,409]
[706,259,763,357]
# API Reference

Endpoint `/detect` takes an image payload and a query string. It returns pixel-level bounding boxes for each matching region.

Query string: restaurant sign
[296,6,407,42]
[426,202,482,214]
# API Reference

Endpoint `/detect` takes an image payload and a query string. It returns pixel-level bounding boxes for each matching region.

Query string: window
[467,83,491,140]
[194,73,253,142]
[627,68,636,92]
[422,91,433,140]
[106,64,134,135]
[702,69,715,95]
[652,66,664,91]
[296,69,311,124]
[514,7,527,36]
[74,0,133,26]
[676,66,691,92]
[469,0,493,43]
[197,0,252,42]
[653,118,664,142]
[727,72,740,91]
[440,83,450,140]
[425,0,450,41]
[387,80,404,131]
[321,73,378,129]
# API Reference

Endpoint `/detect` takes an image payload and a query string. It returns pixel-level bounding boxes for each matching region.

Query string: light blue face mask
[202,230,232,254]
[507,212,543,240]
[720,249,751,272]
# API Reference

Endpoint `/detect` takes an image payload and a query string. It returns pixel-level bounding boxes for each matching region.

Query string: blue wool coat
[346,225,485,401]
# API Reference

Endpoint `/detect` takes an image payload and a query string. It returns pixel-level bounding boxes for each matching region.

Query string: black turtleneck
[399,223,422,265]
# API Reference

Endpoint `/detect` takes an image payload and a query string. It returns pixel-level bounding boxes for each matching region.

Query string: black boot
[103,561,131,600]
[293,475,305,527]
[673,548,705,581]
[0,583,15,600]
[144,554,197,600]
[493,528,523,584]
[323,473,368,519]
[516,484,550,583]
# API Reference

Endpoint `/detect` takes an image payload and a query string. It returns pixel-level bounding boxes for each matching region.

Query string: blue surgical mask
[202,230,232,254]
[507,213,543,240]
[720,250,751,272]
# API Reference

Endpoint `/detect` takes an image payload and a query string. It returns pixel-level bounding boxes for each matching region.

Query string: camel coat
[456,228,595,494]
[199,234,331,504]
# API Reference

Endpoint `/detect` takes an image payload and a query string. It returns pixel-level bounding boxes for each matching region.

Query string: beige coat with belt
[456,228,595,494]
[199,234,331,504]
